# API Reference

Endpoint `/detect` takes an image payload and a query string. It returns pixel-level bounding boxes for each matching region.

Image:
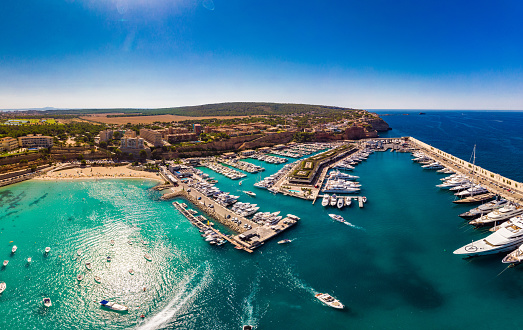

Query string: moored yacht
[322,194,330,207]
[459,198,508,220]
[454,217,523,256]
[469,204,523,226]
[337,198,344,209]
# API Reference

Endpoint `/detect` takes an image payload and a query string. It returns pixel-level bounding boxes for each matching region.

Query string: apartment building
[139,129,163,147]
[17,134,53,148]
[0,137,19,152]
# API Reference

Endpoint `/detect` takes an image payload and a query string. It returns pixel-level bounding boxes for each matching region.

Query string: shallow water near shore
[2,145,523,329]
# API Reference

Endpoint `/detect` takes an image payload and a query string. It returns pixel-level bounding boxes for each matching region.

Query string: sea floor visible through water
[1,148,523,329]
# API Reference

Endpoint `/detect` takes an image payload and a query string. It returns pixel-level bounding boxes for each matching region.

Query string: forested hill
[42,102,359,117]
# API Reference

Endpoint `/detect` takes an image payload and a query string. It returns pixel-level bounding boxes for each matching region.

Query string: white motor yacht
[100,300,129,312]
[455,185,488,197]
[322,194,330,207]
[337,198,344,209]
[330,195,337,207]
[11,245,17,254]
[454,217,523,256]
[315,293,344,309]
[0,282,6,294]
[344,196,352,207]
[469,204,523,226]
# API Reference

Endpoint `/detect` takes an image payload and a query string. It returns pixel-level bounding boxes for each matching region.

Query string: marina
[2,115,523,328]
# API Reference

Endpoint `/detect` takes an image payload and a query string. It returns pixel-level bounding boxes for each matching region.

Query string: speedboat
[107,256,111,262]
[127,241,132,245]
[243,191,256,197]
[321,194,330,207]
[0,282,6,294]
[144,253,152,261]
[2,260,8,267]
[45,247,51,254]
[27,257,32,263]
[11,245,17,254]
[77,250,82,256]
[243,326,253,330]
[77,274,84,281]
[459,198,508,220]
[43,297,52,307]
[329,214,347,225]
[315,293,344,309]
[94,276,102,283]
[85,262,92,270]
[100,300,129,312]
[345,196,352,207]
[129,269,134,275]
[337,198,344,209]
[454,217,523,256]
[278,239,292,244]
[110,240,115,246]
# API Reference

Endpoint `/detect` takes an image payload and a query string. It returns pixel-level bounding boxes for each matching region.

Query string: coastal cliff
[367,117,391,132]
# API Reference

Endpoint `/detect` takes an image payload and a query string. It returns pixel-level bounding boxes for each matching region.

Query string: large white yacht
[469,204,523,226]
[502,243,523,264]
[459,198,508,220]
[455,185,488,197]
[454,217,523,256]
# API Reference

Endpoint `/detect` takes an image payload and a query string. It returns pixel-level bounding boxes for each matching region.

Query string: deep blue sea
[375,110,523,182]
[0,110,522,329]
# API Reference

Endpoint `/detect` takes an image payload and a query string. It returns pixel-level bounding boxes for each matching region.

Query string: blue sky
[1,0,522,110]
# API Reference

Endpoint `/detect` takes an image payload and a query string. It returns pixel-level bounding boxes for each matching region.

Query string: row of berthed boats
[249,154,288,164]
[332,149,373,171]
[221,159,265,173]
[322,194,367,209]
[411,151,523,263]
[202,162,247,180]
[270,143,331,158]
[254,161,299,190]
[322,170,361,194]
[175,202,228,246]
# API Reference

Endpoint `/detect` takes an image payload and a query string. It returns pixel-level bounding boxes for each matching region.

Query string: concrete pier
[408,137,523,203]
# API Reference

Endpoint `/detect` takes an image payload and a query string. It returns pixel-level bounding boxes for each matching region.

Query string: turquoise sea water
[1,111,523,329]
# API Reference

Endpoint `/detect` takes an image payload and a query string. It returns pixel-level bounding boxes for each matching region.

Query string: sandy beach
[34,166,164,182]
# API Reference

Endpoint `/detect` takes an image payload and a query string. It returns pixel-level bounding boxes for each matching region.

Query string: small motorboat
[127,241,133,245]
[100,300,129,312]
[77,274,84,281]
[141,240,148,245]
[337,198,344,209]
[77,250,82,256]
[94,276,101,283]
[2,260,8,267]
[243,326,253,330]
[0,282,6,294]
[43,297,52,307]
[110,240,115,246]
[85,262,92,270]
[107,256,111,262]
[345,196,352,207]
[315,293,344,309]
[278,239,292,244]
[45,247,51,254]
[129,269,134,275]
[243,191,256,197]
[144,253,152,261]
[11,245,17,254]
[27,257,32,263]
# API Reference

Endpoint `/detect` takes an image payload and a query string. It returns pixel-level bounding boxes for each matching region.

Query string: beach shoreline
[33,165,164,183]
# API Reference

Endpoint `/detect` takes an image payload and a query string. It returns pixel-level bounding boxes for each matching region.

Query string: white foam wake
[137,263,212,330]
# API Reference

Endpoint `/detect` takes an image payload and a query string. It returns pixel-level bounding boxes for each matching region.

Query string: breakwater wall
[408,136,523,196]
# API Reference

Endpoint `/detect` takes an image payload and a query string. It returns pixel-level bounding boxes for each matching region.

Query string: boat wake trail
[344,221,365,231]
[243,275,260,326]
[137,263,212,330]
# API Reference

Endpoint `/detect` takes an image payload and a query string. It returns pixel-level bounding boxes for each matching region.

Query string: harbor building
[0,137,19,152]
[239,150,256,157]
[139,128,163,147]
[17,134,53,148]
